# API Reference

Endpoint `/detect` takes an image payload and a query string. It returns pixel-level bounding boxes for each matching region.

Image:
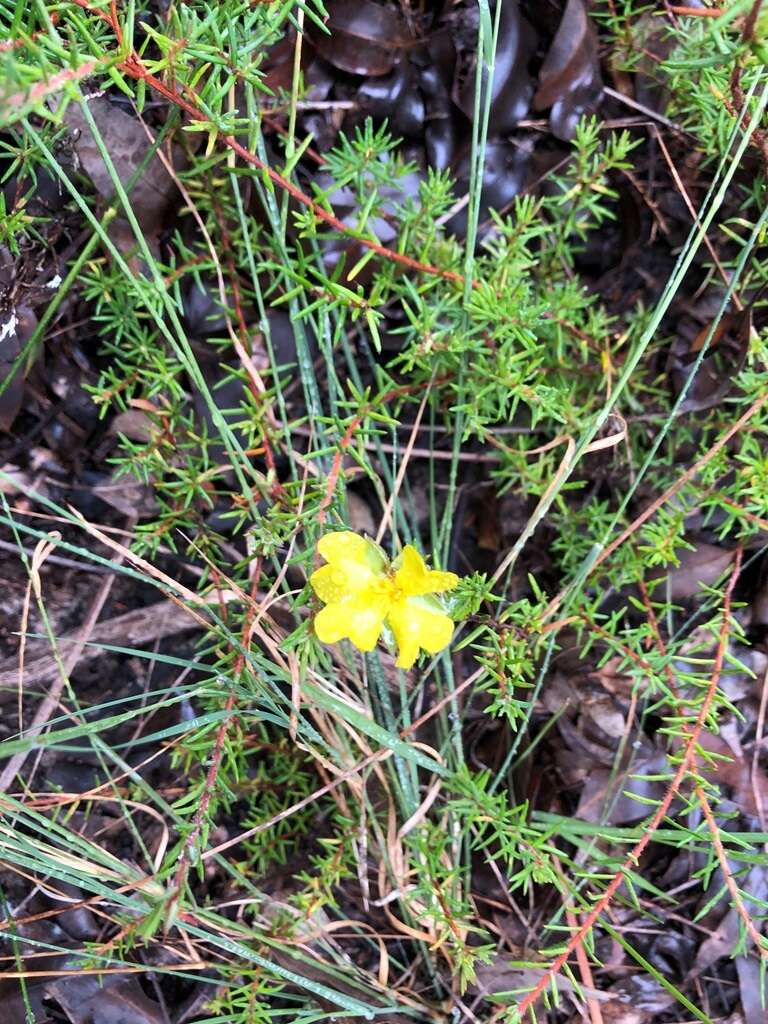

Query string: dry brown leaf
[595,1005,650,1024]
[347,491,376,537]
[109,408,158,443]
[92,468,158,518]
[46,974,165,1024]
[575,752,668,825]
[454,1,533,135]
[0,299,36,433]
[700,733,768,817]
[532,0,603,140]
[582,694,626,739]
[309,0,409,77]
[735,956,768,1024]
[663,542,735,601]
[64,96,182,232]
[693,865,768,972]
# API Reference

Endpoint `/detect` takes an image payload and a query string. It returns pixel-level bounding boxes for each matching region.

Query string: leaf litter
[1,2,768,1023]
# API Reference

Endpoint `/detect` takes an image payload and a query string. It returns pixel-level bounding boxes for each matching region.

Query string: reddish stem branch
[515,550,742,1019]
[67,0,465,286]
[316,413,363,534]
[638,573,767,960]
[667,5,725,15]
[545,390,768,621]
[168,688,237,907]
[314,375,452,533]
[695,780,767,955]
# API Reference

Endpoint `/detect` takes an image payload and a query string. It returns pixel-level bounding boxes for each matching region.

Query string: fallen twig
[0,596,202,700]
[0,514,137,791]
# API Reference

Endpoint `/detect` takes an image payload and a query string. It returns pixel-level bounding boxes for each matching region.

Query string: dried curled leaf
[533,0,603,141]
[309,0,409,77]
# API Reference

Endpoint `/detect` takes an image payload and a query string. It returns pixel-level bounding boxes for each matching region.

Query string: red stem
[515,549,742,1018]
[66,0,465,286]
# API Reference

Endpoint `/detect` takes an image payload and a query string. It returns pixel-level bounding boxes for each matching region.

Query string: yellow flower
[310,531,459,669]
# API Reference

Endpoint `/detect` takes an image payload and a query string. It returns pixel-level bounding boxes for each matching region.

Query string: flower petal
[317,531,369,565]
[395,545,459,596]
[316,531,387,593]
[387,596,455,669]
[315,593,388,652]
[310,564,348,605]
